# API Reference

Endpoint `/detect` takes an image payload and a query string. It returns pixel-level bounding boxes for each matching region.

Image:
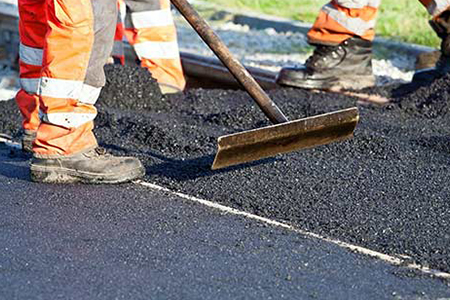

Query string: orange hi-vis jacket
[113,0,186,92]
[308,0,450,45]
[16,0,116,157]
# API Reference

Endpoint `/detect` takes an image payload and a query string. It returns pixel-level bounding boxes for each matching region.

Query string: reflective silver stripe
[322,3,375,37]
[112,40,124,57]
[134,41,180,59]
[38,77,83,100]
[131,9,174,28]
[41,112,97,128]
[20,78,98,104]
[20,78,40,94]
[79,84,101,105]
[335,0,381,9]
[367,0,381,7]
[427,0,450,16]
[118,0,126,24]
[19,43,43,66]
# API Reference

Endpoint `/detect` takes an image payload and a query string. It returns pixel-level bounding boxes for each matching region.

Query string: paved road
[0,148,449,299]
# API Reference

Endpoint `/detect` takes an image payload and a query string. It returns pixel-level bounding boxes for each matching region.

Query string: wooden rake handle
[171,0,289,124]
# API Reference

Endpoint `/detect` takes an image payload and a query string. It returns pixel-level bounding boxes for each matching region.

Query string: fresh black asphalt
[0,149,450,299]
[1,65,450,298]
[96,66,450,274]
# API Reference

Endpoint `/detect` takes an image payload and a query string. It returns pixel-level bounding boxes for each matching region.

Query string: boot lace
[305,44,342,69]
[83,147,111,158]
[95,147,108,156]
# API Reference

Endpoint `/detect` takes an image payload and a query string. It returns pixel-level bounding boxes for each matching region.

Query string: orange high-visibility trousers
[16,0,116,157]
[16,0,46,135]
[113,0,186,92]
[308,0,450,45]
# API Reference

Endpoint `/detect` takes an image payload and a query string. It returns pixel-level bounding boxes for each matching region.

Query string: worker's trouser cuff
[32,144,98,159]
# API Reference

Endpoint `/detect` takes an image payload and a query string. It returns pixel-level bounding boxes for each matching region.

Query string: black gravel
[1,65,450,276]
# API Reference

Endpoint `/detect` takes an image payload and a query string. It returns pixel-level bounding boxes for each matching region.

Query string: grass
[205,0,440,47]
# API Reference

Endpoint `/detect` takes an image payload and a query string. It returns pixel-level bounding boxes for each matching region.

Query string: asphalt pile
[393,75,450,118]
[1,65,450,276]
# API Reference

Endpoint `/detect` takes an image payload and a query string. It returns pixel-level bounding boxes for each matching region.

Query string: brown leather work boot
[30,147,145,184]
[276,37,375,91]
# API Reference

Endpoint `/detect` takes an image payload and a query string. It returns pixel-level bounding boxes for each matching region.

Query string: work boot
[22,130,36,154]
[30,147,145,184]
[276,37,375,90]
[7,129,38,159]
[412,10,450,83]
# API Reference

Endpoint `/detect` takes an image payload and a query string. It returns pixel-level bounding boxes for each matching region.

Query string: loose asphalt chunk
[1,64,450,276]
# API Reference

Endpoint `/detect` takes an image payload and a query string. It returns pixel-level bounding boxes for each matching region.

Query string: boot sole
[30,165,145,184]
[277,74,375,91]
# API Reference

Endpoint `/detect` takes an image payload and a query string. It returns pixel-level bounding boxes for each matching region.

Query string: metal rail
[180,52,278,90]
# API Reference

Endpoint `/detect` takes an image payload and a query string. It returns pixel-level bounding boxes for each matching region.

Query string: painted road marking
[137,180,450,280]
[0,135,447,280]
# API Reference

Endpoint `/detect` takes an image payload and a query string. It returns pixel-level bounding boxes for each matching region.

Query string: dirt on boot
[30,147,145,184]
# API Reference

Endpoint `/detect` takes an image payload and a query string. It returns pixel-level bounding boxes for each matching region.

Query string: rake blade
[211,107,359,170]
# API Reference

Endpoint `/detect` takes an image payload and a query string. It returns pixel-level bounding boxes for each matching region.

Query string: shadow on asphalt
[144,156,278,181]
[102,143,279,181]
[0,156,29,181]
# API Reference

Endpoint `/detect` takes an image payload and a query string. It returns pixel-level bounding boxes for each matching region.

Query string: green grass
[205,0,440,47]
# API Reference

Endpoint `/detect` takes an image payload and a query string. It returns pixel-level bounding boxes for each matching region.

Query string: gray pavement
[1,148,450,300]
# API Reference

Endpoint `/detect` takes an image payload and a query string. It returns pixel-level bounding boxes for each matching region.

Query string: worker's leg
[277,0,379,90]
[124,0,186,94]
[413,0,450,82]
[112,0,127,65]
[419,0,450,17]
[307,0,380,45]
[29,0,144,183]
[16,0,46,152]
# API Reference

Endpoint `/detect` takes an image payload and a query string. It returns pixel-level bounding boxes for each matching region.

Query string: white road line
[136,180,450,280]
[0,135,20,149]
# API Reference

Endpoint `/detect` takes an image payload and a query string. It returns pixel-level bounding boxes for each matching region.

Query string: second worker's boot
[30,147,145,184]
[276,37,375,90]
[412,10,450,84]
